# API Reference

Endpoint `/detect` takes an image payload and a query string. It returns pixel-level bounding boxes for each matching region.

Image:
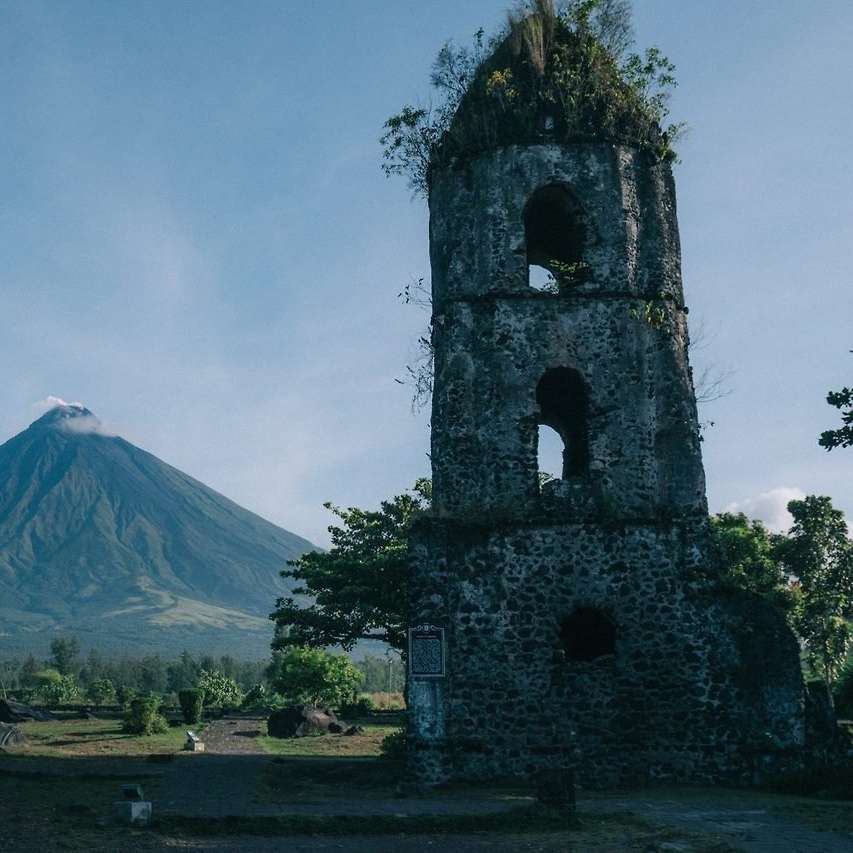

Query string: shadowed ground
[1,716,850,852]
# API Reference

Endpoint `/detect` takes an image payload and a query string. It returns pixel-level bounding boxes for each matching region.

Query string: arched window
[536,367,588,479]
[524,184,585,290]
[560,608,616,662]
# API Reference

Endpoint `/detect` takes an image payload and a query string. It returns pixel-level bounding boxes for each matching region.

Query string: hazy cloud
[724,486,807,533]
[32,396,116,437]
[34,395,83,412]
[60,415,116,437]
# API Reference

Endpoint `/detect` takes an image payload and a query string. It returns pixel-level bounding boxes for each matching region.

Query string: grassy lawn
[14,717,195,757]
[256,721,398,758]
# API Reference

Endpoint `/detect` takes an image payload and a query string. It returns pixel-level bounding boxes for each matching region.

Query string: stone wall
[408,140,809,787]
[409,518,805,786]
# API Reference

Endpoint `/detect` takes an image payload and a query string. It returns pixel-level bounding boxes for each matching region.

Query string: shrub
[178,688,205,724]
[241,683,268,711]
[35,671,81,706]
[123,696,169,735]
[87,678,116,705]
[339,695,375,717]
[379,726,407,760]
[197,670,244,708]
[116,685,138,707]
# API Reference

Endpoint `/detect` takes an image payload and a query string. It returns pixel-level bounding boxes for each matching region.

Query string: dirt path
[195,718,267,755]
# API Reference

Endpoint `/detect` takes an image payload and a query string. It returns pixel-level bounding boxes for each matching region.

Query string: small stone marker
[185,729,205,751]
[113,783,152,825]
[113,800,152,825]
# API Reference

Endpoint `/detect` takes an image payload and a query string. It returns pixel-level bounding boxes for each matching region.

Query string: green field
[15,717,195,757]
[255,721,398,758]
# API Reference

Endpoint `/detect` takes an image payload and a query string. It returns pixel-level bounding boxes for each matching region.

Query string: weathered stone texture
[408,139,809,787]
[410,519,804,785]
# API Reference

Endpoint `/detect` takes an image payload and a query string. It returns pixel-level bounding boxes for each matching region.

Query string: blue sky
[1,0,851,545]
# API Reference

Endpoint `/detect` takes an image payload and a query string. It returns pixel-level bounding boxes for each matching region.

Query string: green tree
[775,496,853,684]
[178,688,205,724]
[167,650,201,693]
[138,655,167,694]
[834,654,853,717]
[269,646,364,708]
[217,655,238,680]
[79,648,106,688]
[18,655,40,690]
[819,385,853,450]
[355,655,405,693]
[270,479,430,655]
[35,670,81,706]
[709,513,794,610]
[0,659,20,699]
[87,678,116,705]
[49,637,80,676]
[196,669,244,708]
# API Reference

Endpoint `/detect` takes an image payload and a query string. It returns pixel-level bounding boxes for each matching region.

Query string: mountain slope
[0,404,316,656]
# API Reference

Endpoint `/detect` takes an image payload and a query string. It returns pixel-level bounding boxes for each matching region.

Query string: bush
[379,726,407,760]
[241,683,268,711]
[178,688,205,724]
[123,696,169,735]
[87,678,116,705]
[35,671,81,706]
[339,695,375,717]
[197,670,244,708]
[116,685,138,707]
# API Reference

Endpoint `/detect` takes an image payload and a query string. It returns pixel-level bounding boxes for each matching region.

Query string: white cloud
[60,415,115,437]
[33,395,84,412]
[31,396,115,436]
[724,486,807,533]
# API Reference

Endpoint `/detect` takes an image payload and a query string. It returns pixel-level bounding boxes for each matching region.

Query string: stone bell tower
[407,12,806,787]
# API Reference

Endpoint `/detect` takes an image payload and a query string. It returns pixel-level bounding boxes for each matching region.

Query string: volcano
[0,403,316,657]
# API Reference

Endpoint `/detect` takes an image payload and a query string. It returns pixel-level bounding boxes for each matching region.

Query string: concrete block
[113,800,152,825]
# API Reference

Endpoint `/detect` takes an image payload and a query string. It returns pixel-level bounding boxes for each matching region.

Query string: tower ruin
[407,13,806,786]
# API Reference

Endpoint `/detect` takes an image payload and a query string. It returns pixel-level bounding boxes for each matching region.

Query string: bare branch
[397,277,435,412]
[688,318,735,405]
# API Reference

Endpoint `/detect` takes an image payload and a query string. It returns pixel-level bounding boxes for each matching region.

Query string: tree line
[0,641,403,710]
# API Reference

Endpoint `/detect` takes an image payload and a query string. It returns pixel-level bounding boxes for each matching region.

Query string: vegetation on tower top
[381,0,684,197]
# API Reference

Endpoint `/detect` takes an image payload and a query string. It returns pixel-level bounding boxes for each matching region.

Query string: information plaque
[408,624,446,678]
